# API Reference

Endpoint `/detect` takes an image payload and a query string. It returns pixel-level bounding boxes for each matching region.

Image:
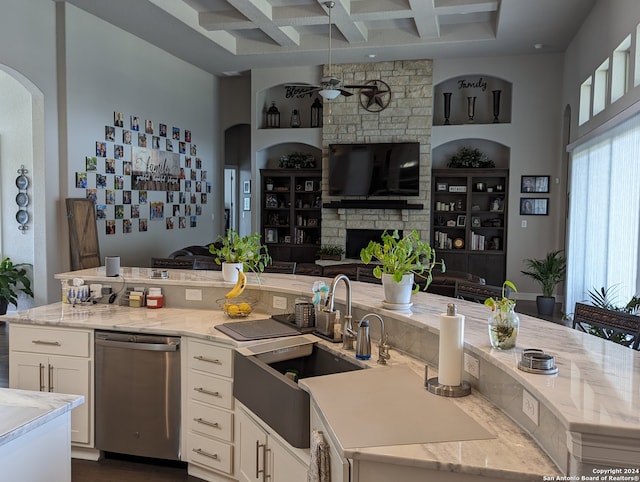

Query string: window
[566,113,640,312]
[611,35,631,103]
[579,76,592,126]
[592,59,609,116]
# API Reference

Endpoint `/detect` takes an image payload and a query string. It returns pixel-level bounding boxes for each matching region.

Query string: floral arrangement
[278,152,316,169]
[447,147,495,168]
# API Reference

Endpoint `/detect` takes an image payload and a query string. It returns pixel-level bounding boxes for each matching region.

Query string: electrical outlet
[185,289,202,301]
[522,389,539,425]
[463,353,480,378]
[272,295,287,310]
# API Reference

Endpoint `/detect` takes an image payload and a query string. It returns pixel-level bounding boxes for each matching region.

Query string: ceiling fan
[286,1,376,100]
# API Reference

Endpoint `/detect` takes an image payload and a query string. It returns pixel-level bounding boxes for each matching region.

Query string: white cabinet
[9,324,93,446]
[235,403,308,482]
[185,338,235,479]
[310,402,351,482]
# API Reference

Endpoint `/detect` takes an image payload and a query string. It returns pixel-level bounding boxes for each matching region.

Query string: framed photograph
[456,215,466,227]
[305,180,314,191]
[243,180,251,194]
[521,175,550,193]
[265,228,278,243]
[243,197,250,211]
[471,216,481,227]
[436,182,448,192]
[520,197,549,215]
[283,235,291,243]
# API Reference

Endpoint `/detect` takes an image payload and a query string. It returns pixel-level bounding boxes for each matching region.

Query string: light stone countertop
[0,388,84,447]
[4,266,639,477]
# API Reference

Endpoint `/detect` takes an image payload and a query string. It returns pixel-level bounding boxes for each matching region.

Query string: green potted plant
[484,280,519,350]
[0,257,34,314]
[317,244,345,261]
[447,147,495,168]
[520,250,566,316]
[209,229,272,282]
[360,230,444,308]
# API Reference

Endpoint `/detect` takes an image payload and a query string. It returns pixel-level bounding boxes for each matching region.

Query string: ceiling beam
[226,0,300,47]
[408,0,440,39]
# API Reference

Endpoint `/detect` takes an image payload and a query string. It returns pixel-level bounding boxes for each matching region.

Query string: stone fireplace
[320,60,433,251]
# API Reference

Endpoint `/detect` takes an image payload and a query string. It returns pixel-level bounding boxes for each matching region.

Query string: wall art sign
[131,147,181,191]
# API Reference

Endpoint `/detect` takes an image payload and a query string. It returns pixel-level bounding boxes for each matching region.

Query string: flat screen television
[328,142,420,196]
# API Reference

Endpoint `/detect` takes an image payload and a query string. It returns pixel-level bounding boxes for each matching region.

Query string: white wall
[62,4,220,269]
[433,54,566,297]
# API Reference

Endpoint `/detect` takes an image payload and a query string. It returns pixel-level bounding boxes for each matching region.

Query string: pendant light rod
[324,1,334,79]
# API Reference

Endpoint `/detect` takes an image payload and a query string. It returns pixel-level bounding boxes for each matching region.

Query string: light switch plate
[185,289,202,301]
[523,389,539,425]
[272,295,287,310]
[463,353,480,378]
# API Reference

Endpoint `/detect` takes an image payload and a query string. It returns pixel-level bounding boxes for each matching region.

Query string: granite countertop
[5,266,640,477]
[0,388,84,447]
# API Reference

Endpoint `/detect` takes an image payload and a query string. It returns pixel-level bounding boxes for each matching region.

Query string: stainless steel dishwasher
[95,331,181,460]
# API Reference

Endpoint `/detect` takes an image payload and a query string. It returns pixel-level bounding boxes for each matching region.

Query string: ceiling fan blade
[285,83,321,89]
[343,85,377,90]
[339,89,354,97]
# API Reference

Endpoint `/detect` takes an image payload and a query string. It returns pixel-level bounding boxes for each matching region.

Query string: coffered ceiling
[65,0,597,76]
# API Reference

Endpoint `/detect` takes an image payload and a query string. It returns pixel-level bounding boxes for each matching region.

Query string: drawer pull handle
[194,387,220,397]
[48,364,54,392]
[39,363,45,391]
[32,340,61,346]
[193,417,219,429]
[193,355,222,365]
[192,448,218,460]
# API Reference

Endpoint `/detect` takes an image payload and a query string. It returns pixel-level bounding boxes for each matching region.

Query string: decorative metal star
[359,80,391,112]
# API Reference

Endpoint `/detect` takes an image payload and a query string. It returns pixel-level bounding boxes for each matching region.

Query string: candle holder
[492,90,502,123]
[466,96,476,123]
[443,92,452,125]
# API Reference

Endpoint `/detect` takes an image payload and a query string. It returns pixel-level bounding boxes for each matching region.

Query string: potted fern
[360,230,444,308]
[0,257,34,314]
[209,229,272,282]
[521,250,566,316]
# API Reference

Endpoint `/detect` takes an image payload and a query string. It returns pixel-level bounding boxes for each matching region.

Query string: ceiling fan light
[319,89,341,100]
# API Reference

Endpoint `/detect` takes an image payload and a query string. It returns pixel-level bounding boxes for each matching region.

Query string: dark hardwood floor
[0,321,200,481]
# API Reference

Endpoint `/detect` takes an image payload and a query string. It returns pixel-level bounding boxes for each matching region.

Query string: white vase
[222,262,243,283]
[382,273,414,306]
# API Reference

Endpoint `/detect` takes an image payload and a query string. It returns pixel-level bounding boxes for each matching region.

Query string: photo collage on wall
[76,111,212,235]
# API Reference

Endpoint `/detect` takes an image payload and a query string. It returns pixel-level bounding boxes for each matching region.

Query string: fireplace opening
[345,229,402,259]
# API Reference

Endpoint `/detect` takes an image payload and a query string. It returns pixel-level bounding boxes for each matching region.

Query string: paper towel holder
[425,365,472,398]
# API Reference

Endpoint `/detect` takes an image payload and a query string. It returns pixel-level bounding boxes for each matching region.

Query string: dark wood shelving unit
[260,168,322,263]
[431,168,509,285]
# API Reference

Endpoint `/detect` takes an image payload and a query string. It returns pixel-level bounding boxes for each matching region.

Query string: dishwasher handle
[96,338,179,352]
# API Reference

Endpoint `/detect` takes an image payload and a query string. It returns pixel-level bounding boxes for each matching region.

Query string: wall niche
[433,74,512,126]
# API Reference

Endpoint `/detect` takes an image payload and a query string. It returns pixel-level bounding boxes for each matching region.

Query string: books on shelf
[470,231,485,251]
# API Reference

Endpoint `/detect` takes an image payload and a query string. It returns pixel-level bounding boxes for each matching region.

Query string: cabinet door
[49,355,91,444]
[270,439,308,482]
[10,352,48,392]
[236,408,268,482]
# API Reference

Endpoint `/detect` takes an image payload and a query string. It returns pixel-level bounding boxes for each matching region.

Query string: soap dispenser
[355,319,371,360]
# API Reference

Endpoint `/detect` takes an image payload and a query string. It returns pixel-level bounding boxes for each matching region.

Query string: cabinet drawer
[188,432,233,474]
[10,325,91,357]
[189,371,233,410]
[189,401,233,442]
[189,340,232,378]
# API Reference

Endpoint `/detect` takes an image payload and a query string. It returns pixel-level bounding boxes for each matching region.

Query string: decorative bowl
[217,296,257,318]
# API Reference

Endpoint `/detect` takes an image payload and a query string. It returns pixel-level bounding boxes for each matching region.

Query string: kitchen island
[1,266,638,481]
[0,387,84,481]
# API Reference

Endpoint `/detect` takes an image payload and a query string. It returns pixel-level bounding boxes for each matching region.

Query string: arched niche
[256,142,322,171]
[433,74,512,126]
[432,138,511,169]
[256,83,322,130]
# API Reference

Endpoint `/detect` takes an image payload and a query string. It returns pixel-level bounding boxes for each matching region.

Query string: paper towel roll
[438,304,465,387]
[105,256,120,277]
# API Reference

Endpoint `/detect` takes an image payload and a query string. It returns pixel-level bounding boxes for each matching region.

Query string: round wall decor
[359,80,391,112]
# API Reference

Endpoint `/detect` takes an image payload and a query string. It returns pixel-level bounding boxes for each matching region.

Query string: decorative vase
[222,262,243,283]
[443,92,452,125]
[382,273,414,307]
[466,96,476,123]
[492,90,502,123]
[488,307,519,350]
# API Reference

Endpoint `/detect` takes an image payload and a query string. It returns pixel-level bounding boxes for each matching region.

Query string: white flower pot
[382,273,414,306]
[222,262,243,283]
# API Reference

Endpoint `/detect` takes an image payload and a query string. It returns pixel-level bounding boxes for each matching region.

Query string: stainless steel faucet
[357,313,391,365]
[324,274,355,350]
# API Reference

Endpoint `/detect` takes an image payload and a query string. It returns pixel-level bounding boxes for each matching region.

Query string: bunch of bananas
[225,269,246,299]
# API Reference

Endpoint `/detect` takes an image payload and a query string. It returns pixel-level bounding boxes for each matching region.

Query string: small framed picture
[307,218,318,226]
[283,235,291,243]
[521,175,550,193]
[456,215,466,227]
[471,216,481,227]
[265,228,278,243]
[305,180,314,191]
[243,197,250,211]
[520,197,549,215]
[243,180,251,194]
[436,182,448,192]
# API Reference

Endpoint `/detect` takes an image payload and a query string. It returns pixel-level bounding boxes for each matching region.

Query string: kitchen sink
[233,335,365,448]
